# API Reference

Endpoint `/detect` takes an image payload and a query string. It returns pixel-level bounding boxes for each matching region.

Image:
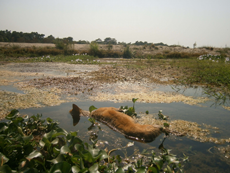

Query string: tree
[94,38,103,43]
[66,37,73,42]
[44,35,55,43]
[76,40,89,44]
[104,37,117,45]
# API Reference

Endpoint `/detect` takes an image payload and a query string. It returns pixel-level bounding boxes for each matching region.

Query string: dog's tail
[69,104,90,126]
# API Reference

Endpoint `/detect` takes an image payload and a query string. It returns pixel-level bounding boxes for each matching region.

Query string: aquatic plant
[0,110,187,172]
[197,54,229,63]
[119,98,139,117]
[158,110,169,120]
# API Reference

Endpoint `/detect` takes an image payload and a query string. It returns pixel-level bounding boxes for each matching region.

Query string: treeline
[0,30,75,44]
[0,30,167,46]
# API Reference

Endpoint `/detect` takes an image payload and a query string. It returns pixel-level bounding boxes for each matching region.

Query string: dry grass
[1,42,229,57]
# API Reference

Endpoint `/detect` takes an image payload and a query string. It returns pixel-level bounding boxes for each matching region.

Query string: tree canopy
[0,30,168,46]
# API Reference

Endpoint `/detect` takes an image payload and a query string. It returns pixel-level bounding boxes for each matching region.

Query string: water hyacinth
[93,60,100,63]
[75,59,82,62]
[197,54,229,63]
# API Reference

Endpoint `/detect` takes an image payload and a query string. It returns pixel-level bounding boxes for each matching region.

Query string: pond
[0,62,230,172]
[12,86,230,173]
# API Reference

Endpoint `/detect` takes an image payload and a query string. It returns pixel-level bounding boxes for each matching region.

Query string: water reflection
[171,84,230,108]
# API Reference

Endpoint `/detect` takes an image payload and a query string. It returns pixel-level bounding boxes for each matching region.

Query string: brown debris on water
[134,114,229,145]
[90,90,209,105]
[0,88,66,120]
[223,106,230,111]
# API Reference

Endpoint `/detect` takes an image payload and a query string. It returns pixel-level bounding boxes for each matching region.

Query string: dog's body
[70,104,168,142]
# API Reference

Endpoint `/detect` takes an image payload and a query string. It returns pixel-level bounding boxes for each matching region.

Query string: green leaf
[46,117,53,124]
[98,150,108,161]
[60,145,71,155]
[89,148,100,157]
[116,155,122,164]
[115,167,125,173]
[43,129,67,141]
[53,147,60,154]
[74,144,84,151]
[167,155,179,164]
[23,134,33,144]
[148,167,159,173]
[48,154,65,164]
[39,140,45,147]
[68,137,83,149]
[17,127,25,136]
[26,151,43,161]
[0,165,13,173]
[22,168,39,173]
[0,125,8,132]
[0,152,9,165]
[71,156,80,164]
[89,163,99,173]
[163,123,169,128]
[88,117,95,124]
[49,161,71,173]
[69,131,77,137]
[89,105,97,113]
[80,151,94,163]
[5,109,19,120]
[165,165,173,173]
[136,167,146,173]
[132,98,138,103]
[71,166,80,173]
[41,136,51,148]
[51,138,59,145]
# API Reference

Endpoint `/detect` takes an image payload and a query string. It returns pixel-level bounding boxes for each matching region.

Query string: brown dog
[70,104,169,142]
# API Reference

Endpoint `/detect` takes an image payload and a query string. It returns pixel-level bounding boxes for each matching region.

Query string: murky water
[0,70,230,173]
[13,88,230,173]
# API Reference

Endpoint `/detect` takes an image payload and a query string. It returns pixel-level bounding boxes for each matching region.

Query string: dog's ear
[69,104,81,126]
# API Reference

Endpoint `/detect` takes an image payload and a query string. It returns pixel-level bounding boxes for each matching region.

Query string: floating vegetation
[0,88,66,120]
[90,90,209,105]
[0,70,24,85]
[223,106,230,111]
[218,145,230,159]
[134,113,230,145]
[197,54,230,63]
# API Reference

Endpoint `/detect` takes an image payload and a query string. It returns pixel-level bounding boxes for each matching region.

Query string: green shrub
[166,52,201,59]
[89,41,102,57]
[55,39,65,50]
[123,46,132,58]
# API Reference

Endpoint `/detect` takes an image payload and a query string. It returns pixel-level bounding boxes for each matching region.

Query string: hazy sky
[1,0,230,47]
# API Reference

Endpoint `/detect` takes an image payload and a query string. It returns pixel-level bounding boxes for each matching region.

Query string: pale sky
[1,0,230,47]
